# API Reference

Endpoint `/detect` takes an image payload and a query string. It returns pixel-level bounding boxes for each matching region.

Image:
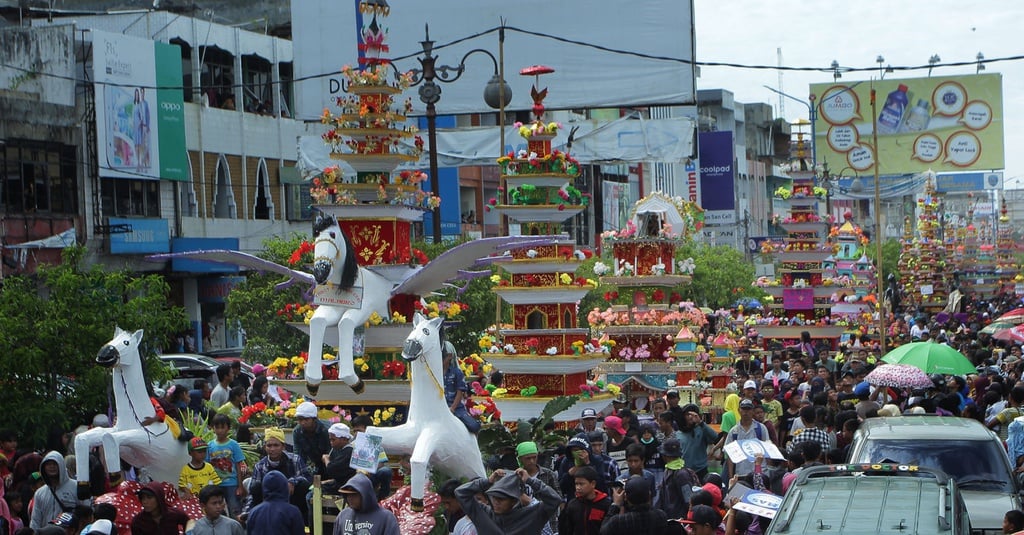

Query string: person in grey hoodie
[455,467,561,535]
[333,473,399,535]
[30,450,90,529]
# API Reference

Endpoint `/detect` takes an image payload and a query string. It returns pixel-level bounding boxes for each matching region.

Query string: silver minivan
[767,464,970,535]
[847,416,1020,535]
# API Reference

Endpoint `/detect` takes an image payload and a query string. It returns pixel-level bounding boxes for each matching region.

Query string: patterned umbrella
[980,320,1016,335]
[996,308,1024,323]
[993,324,1024,343]
[865,363,935,389]
[881,342,976,375]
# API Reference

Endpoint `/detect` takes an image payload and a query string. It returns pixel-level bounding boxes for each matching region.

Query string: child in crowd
[192,485,244,535]
[206,414,246,518]
[559,465,612,535]
[179,438,220,499]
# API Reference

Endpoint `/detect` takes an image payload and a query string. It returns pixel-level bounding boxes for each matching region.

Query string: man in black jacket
[601,475,667,534]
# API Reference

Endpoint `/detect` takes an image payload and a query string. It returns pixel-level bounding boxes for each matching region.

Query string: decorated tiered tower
[589,193,705,403]
[899,179,951,312]
[485,67,607,422]
[754,170,846,348]
[824,213,876,334]
[280,1,431,404]
[959,208,999,299]
[996,200,1021,295]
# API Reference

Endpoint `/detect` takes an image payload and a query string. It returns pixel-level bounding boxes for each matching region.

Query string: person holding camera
[601,476,667,535]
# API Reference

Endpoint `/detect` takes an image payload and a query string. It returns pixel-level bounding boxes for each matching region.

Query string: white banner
[297,116,695,176]
[291,0,696,120]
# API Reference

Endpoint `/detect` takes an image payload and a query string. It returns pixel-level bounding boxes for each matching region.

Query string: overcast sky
[694,0,1024,187]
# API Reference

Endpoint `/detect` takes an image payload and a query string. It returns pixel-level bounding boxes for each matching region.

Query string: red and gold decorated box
[339,219,413,266]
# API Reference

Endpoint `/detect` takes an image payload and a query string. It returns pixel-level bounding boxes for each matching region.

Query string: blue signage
[698,131,735,223]
[935,171,1002,193]
[171,238,240,273]
[108,217,170,254]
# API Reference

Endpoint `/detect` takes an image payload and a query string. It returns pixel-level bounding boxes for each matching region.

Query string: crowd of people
[0,359,401,535]
[6,291,1024,534]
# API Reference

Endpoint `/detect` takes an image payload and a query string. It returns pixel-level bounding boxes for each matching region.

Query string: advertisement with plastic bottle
[810,73,1003,174]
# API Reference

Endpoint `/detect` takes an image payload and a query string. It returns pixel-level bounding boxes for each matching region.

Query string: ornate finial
[520,65,554,120]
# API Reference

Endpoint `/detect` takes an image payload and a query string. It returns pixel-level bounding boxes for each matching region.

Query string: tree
[224,234,310,364]
[866,238,902,282]
[675,241,763,309]
[0,246,187,449]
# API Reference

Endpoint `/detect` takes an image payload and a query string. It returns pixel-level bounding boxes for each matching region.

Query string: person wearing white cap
[292,401,331,476]
[322,423,356,495]
[741,380,758,401]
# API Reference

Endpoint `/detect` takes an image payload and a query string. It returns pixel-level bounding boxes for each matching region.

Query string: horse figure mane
[312,211,359,289]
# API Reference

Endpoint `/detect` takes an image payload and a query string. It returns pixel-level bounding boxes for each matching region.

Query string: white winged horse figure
[368,312,486,511]
[73,327,188,497]
[304,212,390,394]
[147,212,559,395]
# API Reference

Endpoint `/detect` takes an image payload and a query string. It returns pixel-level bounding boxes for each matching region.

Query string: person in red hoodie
[130,482,189,535]
[559,465,612,534]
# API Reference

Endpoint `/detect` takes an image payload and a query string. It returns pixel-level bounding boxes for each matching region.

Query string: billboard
[291,0,696,120]
[698,131,735,225]
[92,30,188,181]
[811,73,1003,175]
[934,171,1003,193]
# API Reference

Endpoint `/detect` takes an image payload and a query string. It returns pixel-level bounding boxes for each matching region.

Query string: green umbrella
[881,342,976,375]
[980,320,1016,335]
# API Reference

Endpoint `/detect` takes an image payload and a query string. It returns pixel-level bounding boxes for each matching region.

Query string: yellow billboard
[810,73,1003,174]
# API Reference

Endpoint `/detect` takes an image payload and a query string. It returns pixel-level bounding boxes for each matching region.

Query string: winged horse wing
[146,250,316,292]
[390,235,563,297]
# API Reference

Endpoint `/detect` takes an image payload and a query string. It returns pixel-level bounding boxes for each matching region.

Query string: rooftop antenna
[777,47,785,117]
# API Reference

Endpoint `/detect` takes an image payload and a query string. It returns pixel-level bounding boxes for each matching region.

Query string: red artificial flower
[652,289,665,302]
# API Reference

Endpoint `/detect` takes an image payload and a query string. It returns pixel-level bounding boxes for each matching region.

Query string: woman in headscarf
[718,393,741,434]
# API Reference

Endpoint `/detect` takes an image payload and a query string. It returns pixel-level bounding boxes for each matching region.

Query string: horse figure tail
[339,230,359,289]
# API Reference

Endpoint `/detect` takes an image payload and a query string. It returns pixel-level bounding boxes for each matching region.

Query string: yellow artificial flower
[492,388,508,398]
[447,303,461,317]
[607,384,621,395]
[489,275,501,284]
[559,273,573,285]
[323,352,336,361]
[368,311,384,326]
[391,312,407,323]
[586,279,597,287]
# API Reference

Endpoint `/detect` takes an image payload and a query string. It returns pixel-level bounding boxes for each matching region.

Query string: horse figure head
[97,326,144,369]
[311,211,359,288]
[402,312,446,370]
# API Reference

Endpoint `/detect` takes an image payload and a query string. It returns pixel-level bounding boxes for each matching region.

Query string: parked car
[159,353,253,391]
[766,463,970,535]
[847,416,1019,535]
[200,347,255,377]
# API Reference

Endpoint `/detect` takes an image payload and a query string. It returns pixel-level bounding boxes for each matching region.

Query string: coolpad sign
[698,131,736,225]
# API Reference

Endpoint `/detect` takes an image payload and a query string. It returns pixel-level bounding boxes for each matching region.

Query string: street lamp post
[410,24,511,243]
[870,85,887,353]
[763,85,817,167]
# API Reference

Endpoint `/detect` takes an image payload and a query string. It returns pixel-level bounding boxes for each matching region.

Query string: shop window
[1,141,77,214]
[100,178,159,217]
